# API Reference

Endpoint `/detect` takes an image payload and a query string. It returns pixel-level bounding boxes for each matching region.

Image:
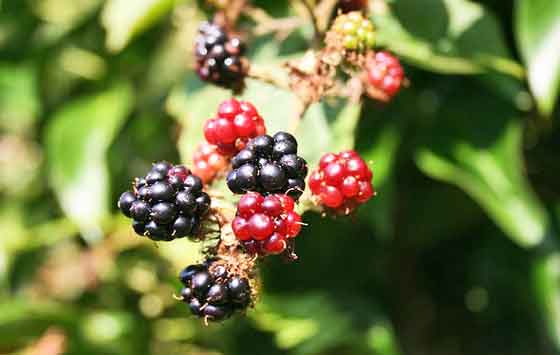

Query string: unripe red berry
[261,195,283,216]
[232,193,303,256]
[203,98,267,157]
[249,214,274,240]
[232,216,251,241]
[218,98,241,119]
[191,142,229,184]
[264,233,287,254]
[238,192,264,218]
[320,185,344,208]
[309,150,375,214]
[366,51,405,98]
[285,211,302,238]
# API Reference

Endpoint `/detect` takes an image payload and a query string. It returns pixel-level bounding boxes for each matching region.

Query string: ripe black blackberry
[178,259,252,322]
[195,21,248,90]
[226,132,308,200]
[117,162,211,241]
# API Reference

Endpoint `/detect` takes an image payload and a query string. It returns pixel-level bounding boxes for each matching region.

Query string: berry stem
[243,6,303,39]
[247,65,291,91]
[314,0,340,33]
[296,0,321,44]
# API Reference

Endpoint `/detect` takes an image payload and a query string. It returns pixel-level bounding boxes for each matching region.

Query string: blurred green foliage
[1,0,560,354]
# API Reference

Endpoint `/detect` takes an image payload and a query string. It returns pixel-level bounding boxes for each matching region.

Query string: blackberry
[308,150,375,214]
[338,0,368,13]
[178,259,252,322]
[227,132,308,200]
[232,192,303,256]
[195,21,248,90]
[117,161,212,241]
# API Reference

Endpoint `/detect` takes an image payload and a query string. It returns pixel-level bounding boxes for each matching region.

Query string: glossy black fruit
[117,162,212,241]
[150,202,177,225]
[177,259,252,322]
[195,21,248,90]
[118,191,136,217]
[226,132,307,199]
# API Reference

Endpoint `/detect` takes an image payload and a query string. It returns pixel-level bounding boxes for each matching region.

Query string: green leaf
[374,0,523,77]
[0,63,40,134]
[533,250,560,349]
[46,83,134,242]
[414,83,548,248]
[250,293,352,354]
[101,0,176,52]
[357,122,400,239]
[515,0,560,116]
[366,322,402,355]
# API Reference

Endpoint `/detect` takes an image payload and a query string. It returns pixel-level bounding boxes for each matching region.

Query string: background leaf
[0,63,40,134]
[414,81,548,247]
[515,0,560,116]
[374,0,523,77]
[46,83,134,242]
[101,0,176,52]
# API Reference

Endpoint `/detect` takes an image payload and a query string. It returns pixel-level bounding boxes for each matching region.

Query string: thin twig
[225,0,247,28]
[296,0,321,42]
[247,65,291,90]
[314,0,339,33]
[243,6,303,40]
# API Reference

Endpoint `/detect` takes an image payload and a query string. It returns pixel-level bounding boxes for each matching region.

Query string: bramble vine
[118,0,405,323]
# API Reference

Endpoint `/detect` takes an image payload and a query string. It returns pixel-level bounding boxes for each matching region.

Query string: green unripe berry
[343,35,359,49]
[342,21,358,35]
[366,32,376,48]
[331,11,376,51]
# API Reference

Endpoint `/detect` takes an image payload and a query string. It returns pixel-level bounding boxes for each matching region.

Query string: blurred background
[1,0,560,354]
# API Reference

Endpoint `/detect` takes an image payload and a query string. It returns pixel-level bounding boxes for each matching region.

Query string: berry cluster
[338,0,369,13]
[331,12,375,51]
[309,151,374,213]
[227,132,308,200]
[195,22,248,90]
[232,192,302,255]
[192,142,229,184]
[204,98,267,156]
[117,162,211,241]
[179,259,252,322]
[366,51,405,98]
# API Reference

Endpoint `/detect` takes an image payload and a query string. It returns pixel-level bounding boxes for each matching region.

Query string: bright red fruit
[309,150,375,214]
[191,142,229,184]
[366,51,405,99]
[232,192,303,256]
[203,98,266,156]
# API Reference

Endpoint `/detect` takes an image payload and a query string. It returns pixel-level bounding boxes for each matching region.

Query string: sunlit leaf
[46,83,134,242]
[101,0,176,52]
[357,122,400,239]
[0,63,40,134]
[515,0,560,116]
[414,83,548,247]
[533,250,560,349]
[250,293,352,354]
[374,0,523,78]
